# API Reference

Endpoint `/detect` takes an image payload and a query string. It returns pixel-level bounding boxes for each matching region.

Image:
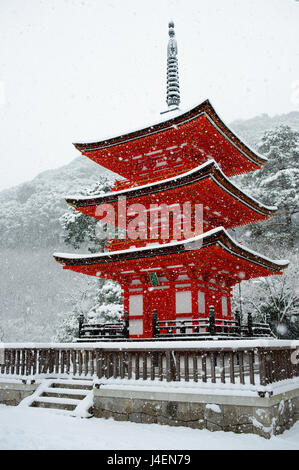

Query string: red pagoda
[54,22,288,339]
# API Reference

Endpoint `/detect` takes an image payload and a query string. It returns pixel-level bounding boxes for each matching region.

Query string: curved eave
[73,99,267,168]
[65,160,277,218]
[53,227,288,273]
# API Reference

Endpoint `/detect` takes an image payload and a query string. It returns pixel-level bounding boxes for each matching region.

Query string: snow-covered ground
[0,405,298,450]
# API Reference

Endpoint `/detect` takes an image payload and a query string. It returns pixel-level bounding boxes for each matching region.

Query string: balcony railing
[78,312,129,340]
[0,341,298,392]
[153,307,274,339]
[78,307,274,341]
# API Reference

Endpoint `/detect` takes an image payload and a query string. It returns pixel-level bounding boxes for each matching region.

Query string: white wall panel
[176,291,192,314]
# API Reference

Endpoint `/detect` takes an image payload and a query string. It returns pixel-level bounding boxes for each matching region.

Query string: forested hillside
[0,156,115,248]
[231,111,299,148]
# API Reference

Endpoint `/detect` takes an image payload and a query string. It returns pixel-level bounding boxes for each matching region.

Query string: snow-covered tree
[235,125,299,251]
[53,278,123,342]
[0,157,111,249]
[232,255,299,338]
[54,176,124,341]
[86,279,123,324]
[230,125,299,338]
[60,177,114,252]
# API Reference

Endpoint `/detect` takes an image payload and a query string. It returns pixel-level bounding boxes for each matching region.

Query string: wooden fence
[0,343,298,389]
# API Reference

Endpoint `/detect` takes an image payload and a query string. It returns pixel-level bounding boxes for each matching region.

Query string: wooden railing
[155,318,240,337]
[77,307,274,341]
[78,313,129,340]
[0,342,298,390]
[153,307,274,339]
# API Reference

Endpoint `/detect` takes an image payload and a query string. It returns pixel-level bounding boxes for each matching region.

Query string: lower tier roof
[54,227,288,286]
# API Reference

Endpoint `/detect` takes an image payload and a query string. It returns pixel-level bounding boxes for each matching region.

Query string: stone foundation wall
[0,381,38,406]
[93,386,299,439]
[1,379,298,439]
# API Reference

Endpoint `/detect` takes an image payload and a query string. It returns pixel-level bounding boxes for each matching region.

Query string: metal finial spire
[166,21,180,108]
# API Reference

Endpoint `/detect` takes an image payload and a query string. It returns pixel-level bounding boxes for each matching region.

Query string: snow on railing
[0,340,298,391]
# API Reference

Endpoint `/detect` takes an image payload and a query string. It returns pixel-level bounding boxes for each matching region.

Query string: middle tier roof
[66,160,277,234]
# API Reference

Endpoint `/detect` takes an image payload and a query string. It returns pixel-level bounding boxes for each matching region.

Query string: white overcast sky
[0,0,299,191]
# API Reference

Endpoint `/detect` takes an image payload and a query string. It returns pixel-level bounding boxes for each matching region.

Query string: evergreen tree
[53,278,123,342]
[232,255,299,339]
[54,176,123,341]
[231,125,299,338]
[60,177,114,252]
[235,125,299,251]
[86,279,123,324]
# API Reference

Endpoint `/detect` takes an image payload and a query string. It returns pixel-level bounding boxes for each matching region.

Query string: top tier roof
[73,99,267,184]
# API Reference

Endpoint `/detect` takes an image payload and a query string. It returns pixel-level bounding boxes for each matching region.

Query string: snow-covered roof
[65,159,277,218]
[53,226,289,272]
[73,99,267,169]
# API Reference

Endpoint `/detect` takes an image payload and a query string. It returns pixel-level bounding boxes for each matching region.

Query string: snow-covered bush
[53,278,123,342]
[232,255,299,338]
